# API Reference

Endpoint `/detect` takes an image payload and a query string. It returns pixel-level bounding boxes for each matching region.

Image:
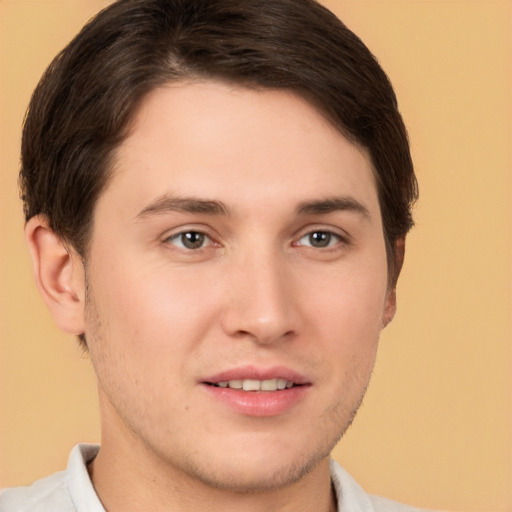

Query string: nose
[220,248,301,345]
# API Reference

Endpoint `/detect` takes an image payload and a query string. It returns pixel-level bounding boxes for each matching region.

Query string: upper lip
[202,365,311,385]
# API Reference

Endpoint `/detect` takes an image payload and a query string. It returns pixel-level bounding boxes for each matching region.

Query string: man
[0,0,425,510]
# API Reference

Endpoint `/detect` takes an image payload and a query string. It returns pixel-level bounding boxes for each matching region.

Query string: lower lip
[202,384,310,417]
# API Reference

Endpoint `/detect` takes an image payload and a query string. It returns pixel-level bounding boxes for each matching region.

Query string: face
[82,81,395,492]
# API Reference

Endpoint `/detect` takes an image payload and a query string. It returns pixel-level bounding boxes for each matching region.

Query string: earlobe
[382,237,406,329]
[382,288,397,328]
[25,215,85,335]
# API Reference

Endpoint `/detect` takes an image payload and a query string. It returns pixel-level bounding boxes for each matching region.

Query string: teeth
[228,379,243,389]
[243,379,261,391]
[277,378,287,390]
[214,378,295,391]
[260,378,277,391]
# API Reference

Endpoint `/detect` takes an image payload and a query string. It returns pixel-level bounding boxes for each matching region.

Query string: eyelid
[167,232,211,249]
[293,225,351,246]
[161,225,221,249]
[295,233,342,251]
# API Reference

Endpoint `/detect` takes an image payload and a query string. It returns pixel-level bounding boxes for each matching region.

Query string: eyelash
[164,228,348,252]
[164,230,216,250]
[294,230,345,249]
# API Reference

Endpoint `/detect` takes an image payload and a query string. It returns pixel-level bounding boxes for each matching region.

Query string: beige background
[0,1,510,511]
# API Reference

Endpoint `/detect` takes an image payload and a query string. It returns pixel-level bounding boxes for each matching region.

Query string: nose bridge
[221,241,299,344]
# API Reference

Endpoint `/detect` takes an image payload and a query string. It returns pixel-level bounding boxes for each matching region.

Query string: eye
[166,231,212,250]
[297,230,342,248]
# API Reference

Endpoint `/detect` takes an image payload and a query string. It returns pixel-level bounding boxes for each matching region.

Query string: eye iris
[309,231,331,247]
[182,232,205,249]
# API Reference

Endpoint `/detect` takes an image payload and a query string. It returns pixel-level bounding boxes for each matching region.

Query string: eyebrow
[296,197,371,220]
[135,194,370,221]
[136,195,230,219]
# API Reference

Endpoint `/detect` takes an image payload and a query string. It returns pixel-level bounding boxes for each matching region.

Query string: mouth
[200,367,310,416]
[206,378,298,391]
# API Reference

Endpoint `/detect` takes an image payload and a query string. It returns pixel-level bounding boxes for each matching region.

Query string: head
[21,0,417,498]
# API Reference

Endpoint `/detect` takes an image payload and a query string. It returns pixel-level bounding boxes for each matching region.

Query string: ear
[25,215,86,335]
[382,237,406,328]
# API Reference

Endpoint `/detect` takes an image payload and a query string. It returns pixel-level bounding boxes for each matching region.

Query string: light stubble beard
[142,375,372,496]
[82,268,374,497]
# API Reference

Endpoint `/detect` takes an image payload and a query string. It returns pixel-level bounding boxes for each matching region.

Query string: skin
[26,81,400,512]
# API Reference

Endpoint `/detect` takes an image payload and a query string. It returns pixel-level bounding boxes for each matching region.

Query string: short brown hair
[21,0,417,270]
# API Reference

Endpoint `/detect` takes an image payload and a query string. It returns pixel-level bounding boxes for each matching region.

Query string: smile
[210,378,295,391]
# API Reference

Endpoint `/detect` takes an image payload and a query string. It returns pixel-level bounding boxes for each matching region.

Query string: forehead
[101,80,379,220]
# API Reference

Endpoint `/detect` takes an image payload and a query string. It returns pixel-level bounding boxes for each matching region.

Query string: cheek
[83,262,220,427]
[304,261,389,331]
[85,258,223,363]
[303,263,388,377]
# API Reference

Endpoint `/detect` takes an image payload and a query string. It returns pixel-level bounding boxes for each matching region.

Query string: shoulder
[0,444,102,512]
[0,470,72,512]
[330,460,435,512]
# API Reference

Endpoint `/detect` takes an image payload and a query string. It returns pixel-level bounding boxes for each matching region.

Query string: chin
[168,431,334,494]
[187,451,328,494]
